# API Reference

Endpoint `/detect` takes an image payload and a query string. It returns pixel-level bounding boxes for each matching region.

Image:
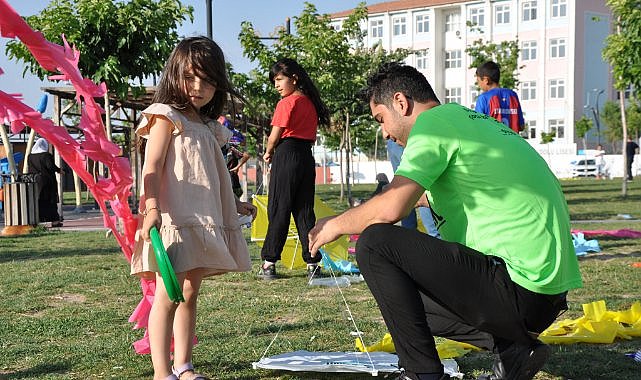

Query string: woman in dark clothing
[27,138,62,226]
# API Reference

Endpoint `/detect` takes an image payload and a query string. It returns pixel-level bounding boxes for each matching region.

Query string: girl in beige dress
[131,36,256,380]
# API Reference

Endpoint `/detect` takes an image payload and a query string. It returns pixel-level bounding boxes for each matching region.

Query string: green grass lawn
[1,179,640,379]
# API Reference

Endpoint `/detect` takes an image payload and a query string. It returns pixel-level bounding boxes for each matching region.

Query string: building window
[521,40,537,60]
[392,16,407,36]
[551,0,567,18]
[469,7,485,27]
[445,50,462,68]
[528,121,537,139]
[550,38,566,58]
[416,50,428,70]
[445,12,460,32]
[370,19,383,38]
[549,119,565,138]
[495,4,510,25]
[549,79,565,99]
[523,1,538,21]
[470,87,480,108]
[445,87,462,104]
[415,14,430,34]
[521,81,536,100]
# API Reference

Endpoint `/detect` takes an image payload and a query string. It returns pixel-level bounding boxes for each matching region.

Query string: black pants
[627,155,634,179]
[356,224,567,374]
[261,138,319,264]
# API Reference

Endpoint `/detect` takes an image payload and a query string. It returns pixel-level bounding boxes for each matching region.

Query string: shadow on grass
[578,251,641,260]
[0,231,117,264]
[0,362,71,379]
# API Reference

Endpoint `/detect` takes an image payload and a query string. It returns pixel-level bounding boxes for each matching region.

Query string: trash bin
[2,173,39,226]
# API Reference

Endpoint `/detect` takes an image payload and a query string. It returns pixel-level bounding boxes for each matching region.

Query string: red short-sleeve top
[271,94,318,141]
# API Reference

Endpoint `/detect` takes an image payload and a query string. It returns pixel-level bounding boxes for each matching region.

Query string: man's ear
[392,92,411,116]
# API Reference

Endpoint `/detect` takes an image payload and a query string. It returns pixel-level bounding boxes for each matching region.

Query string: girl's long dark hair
[269,58,330,127]
[154,36,241,120]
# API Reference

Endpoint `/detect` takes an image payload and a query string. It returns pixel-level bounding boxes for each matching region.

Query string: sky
[0,0,380,116]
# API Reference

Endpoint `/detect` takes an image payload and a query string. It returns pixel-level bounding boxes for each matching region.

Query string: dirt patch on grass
[50,293,86,303]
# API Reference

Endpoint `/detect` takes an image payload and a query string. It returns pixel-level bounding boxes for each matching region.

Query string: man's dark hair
[360,62,440,106]
[476,61,501,85]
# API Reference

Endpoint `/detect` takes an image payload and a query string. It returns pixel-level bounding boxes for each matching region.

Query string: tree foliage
[603,0,641,93]
[602,98,641,144]
[235,2,411,152]
[4,0,193,99]
[575,115,593,152]
[465,23,522,89]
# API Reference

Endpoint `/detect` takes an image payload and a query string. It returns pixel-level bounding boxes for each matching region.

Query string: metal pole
[594,89,604,146]
[206,0,213,39]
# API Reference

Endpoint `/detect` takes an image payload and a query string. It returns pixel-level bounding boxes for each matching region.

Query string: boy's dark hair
[269,58,331,127]
[476,61,501,85]
[154,36,242,119]
[360,62,440,106]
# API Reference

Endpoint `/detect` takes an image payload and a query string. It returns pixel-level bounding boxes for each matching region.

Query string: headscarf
[31,138,49,154]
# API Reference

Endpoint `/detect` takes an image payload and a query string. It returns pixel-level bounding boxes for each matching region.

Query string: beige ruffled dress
[131,103,251,278]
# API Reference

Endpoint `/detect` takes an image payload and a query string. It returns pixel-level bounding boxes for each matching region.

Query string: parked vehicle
[570,158,598,177]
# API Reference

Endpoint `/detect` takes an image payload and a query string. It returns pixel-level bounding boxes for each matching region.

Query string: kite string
[318,247,378,373]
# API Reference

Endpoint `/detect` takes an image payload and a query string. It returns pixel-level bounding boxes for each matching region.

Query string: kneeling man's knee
[356,223,394,262]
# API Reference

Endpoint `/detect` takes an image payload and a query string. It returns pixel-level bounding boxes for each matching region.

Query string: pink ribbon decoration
[1,0,154,353]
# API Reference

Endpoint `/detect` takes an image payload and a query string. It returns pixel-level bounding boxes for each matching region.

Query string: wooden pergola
[42,86,155,213]
[40,86,267,215]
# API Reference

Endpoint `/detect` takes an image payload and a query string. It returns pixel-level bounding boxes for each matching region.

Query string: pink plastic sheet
[571,229,641,239]
[1,0,153,353]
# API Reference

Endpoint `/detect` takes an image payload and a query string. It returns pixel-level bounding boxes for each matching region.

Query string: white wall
[325,154,640,185]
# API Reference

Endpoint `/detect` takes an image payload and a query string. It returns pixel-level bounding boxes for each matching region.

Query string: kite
[0,0,154,353]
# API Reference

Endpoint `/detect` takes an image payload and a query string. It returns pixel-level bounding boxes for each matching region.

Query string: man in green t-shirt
[308,63,582,380]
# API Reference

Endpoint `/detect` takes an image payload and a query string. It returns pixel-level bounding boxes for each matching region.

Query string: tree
[465,23,523,89]
[5,0,193,99]
[602,0,641,195]
[601,99,641,148]
[575,115,593,154]
[236,2,411,201]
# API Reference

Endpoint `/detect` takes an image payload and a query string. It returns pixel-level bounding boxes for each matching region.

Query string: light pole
[205,0,212,39]
[592,89,605,146]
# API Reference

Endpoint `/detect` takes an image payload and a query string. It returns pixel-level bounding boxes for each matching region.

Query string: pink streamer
[1,0,153,353]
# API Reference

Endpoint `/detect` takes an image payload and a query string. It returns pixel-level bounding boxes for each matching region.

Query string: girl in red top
[259,58,330,280]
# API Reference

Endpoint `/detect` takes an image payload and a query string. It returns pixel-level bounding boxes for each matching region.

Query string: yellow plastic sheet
[355,333,480,359]
[251,195,349,269]
[355,300,641,356]
[539,300,641,344]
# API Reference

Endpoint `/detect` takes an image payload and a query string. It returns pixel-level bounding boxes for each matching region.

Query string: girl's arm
[140,116,173,242]
[263,126,282,163]
[229,146,250,172]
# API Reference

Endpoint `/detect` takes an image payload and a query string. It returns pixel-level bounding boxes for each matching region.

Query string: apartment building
[331,0,613,155]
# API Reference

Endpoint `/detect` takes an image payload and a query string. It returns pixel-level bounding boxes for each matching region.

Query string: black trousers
[627,155,635,179]
[356,224,567,374]
[261,138,320,264]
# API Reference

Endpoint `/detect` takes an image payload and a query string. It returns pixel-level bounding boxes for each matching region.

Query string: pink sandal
[172,362,208,380]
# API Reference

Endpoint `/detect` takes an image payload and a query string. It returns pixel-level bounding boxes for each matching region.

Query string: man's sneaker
[306,264,325,280]
[394,369,450,380]
[257,264,277,280]
[479,341,551,380]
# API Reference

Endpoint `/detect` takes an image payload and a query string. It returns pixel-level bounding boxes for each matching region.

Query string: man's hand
[236,200,257,221]
[308,216,341,257]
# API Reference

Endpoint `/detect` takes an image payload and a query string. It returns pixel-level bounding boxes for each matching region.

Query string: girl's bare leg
[172,269,204,375]
[149,273,179,379]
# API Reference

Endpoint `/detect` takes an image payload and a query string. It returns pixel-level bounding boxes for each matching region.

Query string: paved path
[1,205,111,232]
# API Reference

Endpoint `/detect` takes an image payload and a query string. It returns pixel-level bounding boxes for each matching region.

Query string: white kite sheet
[252,350,463,378]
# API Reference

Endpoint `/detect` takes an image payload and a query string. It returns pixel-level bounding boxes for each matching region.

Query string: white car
[570,158,598,177]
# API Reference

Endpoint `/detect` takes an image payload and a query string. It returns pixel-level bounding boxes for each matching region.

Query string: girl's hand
[236,200,257,221]
[140,208,162,242]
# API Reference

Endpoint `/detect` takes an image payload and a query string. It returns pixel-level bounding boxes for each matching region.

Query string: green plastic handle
[150,226,185,303]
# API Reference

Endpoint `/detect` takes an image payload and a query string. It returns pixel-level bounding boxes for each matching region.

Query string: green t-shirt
[396,103,582,295]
